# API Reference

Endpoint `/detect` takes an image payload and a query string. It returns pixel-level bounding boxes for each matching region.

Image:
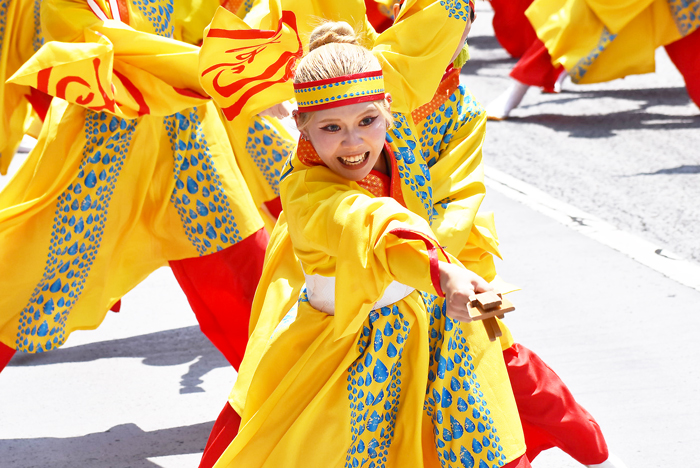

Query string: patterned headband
[293,70,386,113]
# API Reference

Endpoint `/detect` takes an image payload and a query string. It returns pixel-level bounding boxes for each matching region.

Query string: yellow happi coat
[0,0,264,353]
[199,1,526,466]
[526,0,700,83]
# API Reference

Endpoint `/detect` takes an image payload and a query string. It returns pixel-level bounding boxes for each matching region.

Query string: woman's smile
[338,151,370,167]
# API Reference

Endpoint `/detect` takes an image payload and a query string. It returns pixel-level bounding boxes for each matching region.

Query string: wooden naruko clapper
[466,291,515,341]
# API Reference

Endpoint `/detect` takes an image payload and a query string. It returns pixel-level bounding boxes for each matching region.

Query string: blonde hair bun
[308,21,359,52]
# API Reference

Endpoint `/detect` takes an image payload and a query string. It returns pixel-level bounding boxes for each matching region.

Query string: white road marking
[485,165,700,292]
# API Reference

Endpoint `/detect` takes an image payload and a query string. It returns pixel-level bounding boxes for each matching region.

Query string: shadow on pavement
[508,109,699,138]
[631,164,700,176]
[465,34,506,51]
[8,326,229,394]
[502,86,699,137]
[0,421,213,468]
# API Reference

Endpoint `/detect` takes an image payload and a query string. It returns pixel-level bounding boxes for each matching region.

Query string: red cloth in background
[665,27,700,109]
[504,343,609,465]
[365,0,394,33]
[169,228,269,369]
[490,0,538,58]
[26,88,53,122]
[503,454,532,468]
[510,38,564,92]
[263,196,283,220]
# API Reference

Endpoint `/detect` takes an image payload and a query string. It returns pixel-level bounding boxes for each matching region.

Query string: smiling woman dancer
[197,1,531,467]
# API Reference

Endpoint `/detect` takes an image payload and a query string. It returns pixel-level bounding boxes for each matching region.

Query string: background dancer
[0,0,268,372]
[487,0,700,120]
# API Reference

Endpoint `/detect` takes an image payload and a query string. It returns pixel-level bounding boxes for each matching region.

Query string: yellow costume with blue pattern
[526,0,700,84]
[0,0,264,353]
[414,66,516,350]
[198,1,526,466]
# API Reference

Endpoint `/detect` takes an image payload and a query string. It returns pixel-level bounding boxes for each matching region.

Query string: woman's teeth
[339,152,369,166]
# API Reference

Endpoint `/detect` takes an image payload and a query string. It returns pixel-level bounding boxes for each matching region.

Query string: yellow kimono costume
[0,0,263,353]
[526,0,700,83]
[198,1,526,466]
[0,0,46,174]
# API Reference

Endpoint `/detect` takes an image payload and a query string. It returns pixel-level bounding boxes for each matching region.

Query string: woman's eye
[360,116,378,126]
[321,124,341,132]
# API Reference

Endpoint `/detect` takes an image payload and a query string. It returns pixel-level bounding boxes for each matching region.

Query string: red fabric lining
[665,27,700,108]
[0,342,15,374]
[110,299,121,312]
[173,87,209,99]
[199,402,241,468]
[388,227,448,297]
[490,0,537,58]
[510,38,564,91]
[364,0,394,33]
[503,343,609,464]
[264,196,283,219]
[169,228,269,369]
[502,454,532,468]
[206,28,276,40]
[26,87,53,122]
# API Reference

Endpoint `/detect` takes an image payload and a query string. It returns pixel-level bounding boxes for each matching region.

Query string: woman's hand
[438,261,493,322]
[259,101,293,119]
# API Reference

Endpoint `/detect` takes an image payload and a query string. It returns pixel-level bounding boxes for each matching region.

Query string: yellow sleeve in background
[373,0,469,113]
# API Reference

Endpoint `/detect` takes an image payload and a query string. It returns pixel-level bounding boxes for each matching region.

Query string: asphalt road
[465,2,700,266]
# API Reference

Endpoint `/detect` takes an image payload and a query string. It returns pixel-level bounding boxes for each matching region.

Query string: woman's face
[299,100,388,181]
[450,15,475,63]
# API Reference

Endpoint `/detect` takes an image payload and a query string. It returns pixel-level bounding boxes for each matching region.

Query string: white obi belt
[304,271,415,314]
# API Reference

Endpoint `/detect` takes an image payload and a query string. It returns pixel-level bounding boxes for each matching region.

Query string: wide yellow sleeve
[372,0,470,113]
[10,0,208,117]
[283,164,450,339]
[290,0,376,50]
[585,0,655,34]
[198,4,302,121]
[41,0,104,42]
[173,0,221,45]
[228,213,304,413]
